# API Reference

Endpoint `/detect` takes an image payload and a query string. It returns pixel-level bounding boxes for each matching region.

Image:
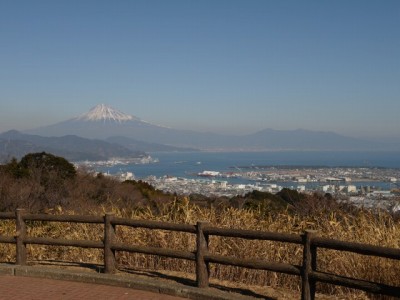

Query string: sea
[96,151,400,190]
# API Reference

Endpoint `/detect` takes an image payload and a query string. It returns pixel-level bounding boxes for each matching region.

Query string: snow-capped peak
[76,104,138,123]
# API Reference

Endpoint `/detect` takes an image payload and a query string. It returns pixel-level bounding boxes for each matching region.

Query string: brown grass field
[0,199,399,299]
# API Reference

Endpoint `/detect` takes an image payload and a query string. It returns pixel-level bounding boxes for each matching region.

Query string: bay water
[97,151,400,190]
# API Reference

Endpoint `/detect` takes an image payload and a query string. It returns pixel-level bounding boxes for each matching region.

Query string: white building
[346,185,357,193]
[322,185,336,193]
[297,185,306,192]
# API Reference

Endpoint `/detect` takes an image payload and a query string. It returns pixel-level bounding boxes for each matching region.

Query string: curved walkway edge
[0,264,261,300]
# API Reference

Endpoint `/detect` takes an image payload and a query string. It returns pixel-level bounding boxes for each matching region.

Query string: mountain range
[25,104,399,151]
[0,130,148,162]
[1,104,398,162]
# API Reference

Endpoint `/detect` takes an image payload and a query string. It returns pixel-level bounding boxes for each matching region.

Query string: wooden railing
[0,208,399,300]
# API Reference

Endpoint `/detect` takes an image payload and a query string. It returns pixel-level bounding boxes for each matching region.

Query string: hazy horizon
[1,1,399,140]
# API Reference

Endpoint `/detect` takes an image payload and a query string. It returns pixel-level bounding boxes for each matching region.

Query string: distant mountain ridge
[24,104,399,151]
[105,136,198,152]
[0,130,147,162]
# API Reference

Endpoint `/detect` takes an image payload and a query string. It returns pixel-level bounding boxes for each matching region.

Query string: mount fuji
[25,104,396,151]
[75,103,139,122]
[25,104,202,150]
[27,104,160,139]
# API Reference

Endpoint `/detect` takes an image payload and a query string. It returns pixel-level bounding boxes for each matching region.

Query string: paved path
[0,275,185,300]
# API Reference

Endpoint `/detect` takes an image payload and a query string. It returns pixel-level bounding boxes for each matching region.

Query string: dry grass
[0,201,399,299]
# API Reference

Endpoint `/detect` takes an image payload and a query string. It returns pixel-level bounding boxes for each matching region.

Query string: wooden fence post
[310,235,317,299]
[16,208,27,265]
[196,221,210,288]
[301,229,317,300]
[104,213,116,274]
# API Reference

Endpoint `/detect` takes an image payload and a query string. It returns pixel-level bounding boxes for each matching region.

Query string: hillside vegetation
[0,153,399,299]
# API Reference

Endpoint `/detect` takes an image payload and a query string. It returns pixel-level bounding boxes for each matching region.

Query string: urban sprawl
[109,166,400,213]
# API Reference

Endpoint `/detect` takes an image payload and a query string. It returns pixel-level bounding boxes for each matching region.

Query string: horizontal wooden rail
[313,237,400,260]
[0,208,398,300]
[24,237,103,249]
[311,270,400,297]
[204,226,303,244]
[112,242,196,261]
[0,236,14,243]
[112,217,197,233]
[205,253,302,276]
[24,214,103,224]
[0,212,15,219]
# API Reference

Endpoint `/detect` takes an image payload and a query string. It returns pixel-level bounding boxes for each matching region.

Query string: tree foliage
[240,190,290,215]
[276,188,305,205]
[18,152,76,180]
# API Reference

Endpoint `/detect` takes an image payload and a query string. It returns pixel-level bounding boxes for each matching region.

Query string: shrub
[18,152,76,181]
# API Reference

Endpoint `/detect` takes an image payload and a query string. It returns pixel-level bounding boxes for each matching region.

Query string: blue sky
[0,0,399,139]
